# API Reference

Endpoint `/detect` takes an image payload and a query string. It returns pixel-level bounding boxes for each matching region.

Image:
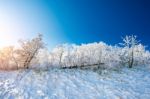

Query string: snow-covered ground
[0,66,150,99]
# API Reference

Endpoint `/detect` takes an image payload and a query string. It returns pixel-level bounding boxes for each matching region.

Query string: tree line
[0,34,149,70]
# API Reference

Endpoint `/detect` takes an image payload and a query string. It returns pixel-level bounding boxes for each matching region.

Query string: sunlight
[0,32,15,48]
[0,24,18,47]
[0,8,21,48]
[0,14,23,48]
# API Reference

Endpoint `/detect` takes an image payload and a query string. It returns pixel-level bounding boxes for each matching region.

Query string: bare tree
[52,44,65,67]
[17,34,45,69]
[0,46,19,70]
[120,35,139,68]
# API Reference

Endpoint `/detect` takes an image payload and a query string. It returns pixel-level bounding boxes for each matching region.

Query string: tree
[0,46,19,70]
[16,34,45,69]
[120,35,139,68]
[52,44,65,67]
[36,49,51,69]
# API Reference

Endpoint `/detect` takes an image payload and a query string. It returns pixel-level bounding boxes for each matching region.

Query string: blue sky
[0,0,150,49]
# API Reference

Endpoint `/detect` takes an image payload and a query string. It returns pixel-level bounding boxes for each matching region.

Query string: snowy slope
[0,66,150,99]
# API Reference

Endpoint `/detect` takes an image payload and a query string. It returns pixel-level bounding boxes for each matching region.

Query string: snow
[0,66,150,99]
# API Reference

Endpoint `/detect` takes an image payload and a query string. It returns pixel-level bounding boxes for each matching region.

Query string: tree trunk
[129,48,134,68]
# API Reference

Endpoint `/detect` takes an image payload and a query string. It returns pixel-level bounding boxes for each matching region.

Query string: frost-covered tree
[63,44,76,67]
[16,34,45,69]
[0,32,149,71]
[52,44,65,67]
[120,35,140,68]
[35,49,50,69]
[0,46,19,70]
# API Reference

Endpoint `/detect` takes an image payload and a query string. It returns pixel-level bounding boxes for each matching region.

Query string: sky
[0,0,150,49]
